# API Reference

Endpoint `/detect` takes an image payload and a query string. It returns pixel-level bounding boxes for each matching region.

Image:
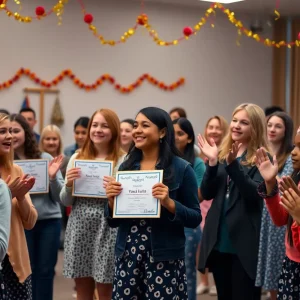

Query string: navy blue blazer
[105,156,202,262]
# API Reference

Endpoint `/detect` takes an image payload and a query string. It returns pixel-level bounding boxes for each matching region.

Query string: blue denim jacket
[105,156,201,262]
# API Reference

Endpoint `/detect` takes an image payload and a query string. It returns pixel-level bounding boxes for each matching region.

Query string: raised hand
[280,188,300,224]
[65,167,81,187]
[197,134,218,166]
[226,141,242,165]
[254,148,278,183]
[49,155,64,179]
[105,181,122,210]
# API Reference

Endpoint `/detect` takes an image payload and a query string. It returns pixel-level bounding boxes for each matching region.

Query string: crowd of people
[0,103,299,300]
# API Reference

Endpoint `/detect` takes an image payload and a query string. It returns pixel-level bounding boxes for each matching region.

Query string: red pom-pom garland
[183,27,193,37]
[84,14,93,24]
[35,6,45,16]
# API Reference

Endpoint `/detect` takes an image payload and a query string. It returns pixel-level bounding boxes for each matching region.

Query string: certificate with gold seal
[72,160,113,198]
[113,170,163,218]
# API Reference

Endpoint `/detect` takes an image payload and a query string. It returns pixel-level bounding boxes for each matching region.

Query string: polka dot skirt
[1,255,32,300]
[112,219,188,299]
[0,268,6,299]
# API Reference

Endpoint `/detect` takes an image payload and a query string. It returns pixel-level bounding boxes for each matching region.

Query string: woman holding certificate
[105,107,201,299]
[0,112,38,300]
[172,117,205,300]
[60,108,124,300]
[10,114,64,300]
[197,103,267,300]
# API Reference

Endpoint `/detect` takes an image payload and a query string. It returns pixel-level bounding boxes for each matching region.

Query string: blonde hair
[219,103,268,166]
[77,109,124,166]
[0,113,13,173]
[39,124,63,156]
[204,115,229,146]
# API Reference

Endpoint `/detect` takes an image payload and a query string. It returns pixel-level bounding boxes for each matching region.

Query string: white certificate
[113,170,163,218]
[72,160,113,198]
[14,159,49,194]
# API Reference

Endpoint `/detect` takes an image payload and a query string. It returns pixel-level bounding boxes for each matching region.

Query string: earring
[160,138,163,143]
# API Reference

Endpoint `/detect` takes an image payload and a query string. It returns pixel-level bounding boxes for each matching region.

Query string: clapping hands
[5,174,35,201]
[49,155,64,179]
[197,134,218,166]
[226,141,242,165]
[254,148,278,183]
[279,176,300,224]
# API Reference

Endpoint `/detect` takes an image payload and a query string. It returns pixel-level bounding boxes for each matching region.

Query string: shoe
[209,285,217,296]
[196,283,209,295]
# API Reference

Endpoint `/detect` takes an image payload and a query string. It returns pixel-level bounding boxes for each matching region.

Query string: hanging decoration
[0,0,68,24]
[0,68,185,93]
[51,97,64,127]
[1,0,299,48]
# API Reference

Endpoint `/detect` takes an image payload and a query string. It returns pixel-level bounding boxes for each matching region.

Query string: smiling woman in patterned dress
[60,108,125,300]
[255,112,294,300]
[105,107,201,299]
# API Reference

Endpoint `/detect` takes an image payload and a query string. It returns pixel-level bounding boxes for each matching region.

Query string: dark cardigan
[198,158,264,280]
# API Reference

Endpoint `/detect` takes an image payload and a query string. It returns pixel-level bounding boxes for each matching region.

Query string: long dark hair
[122,107,181,184]
[172,118,195,166]
[267,112,294,172]
[10,114,41,159]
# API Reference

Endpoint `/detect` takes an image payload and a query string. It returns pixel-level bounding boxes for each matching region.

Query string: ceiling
[144,0,300,16]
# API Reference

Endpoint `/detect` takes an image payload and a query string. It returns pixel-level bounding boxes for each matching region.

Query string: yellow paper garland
[0,1,298,48]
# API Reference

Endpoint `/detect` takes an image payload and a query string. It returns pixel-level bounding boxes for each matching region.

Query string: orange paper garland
[0,68,185,93]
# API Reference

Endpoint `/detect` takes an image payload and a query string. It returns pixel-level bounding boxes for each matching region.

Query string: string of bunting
[1,0,299,48]
[0,68,185,93]
[0,0,67,24]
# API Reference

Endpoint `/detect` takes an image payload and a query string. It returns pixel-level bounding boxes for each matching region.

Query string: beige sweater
[4,164,38,283]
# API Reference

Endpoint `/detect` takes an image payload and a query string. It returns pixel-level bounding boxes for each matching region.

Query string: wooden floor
[53,250,267,300]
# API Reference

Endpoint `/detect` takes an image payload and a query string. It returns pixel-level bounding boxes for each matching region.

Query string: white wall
[0,0,272,146]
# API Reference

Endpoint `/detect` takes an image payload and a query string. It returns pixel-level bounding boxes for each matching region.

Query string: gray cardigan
[0,179,11,264]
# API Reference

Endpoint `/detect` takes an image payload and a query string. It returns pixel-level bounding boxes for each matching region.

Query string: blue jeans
[25,218,61,300]
[185,226,201,300]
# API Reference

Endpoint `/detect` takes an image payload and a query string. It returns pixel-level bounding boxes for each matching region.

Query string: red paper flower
[36,6,45,16]
[183,27,193,37]
[84,14,93,24]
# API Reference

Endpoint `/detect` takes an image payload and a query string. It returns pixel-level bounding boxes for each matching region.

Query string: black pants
[209,250,261,300]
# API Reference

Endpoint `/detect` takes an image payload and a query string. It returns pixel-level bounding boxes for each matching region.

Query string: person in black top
[197,103,268,300]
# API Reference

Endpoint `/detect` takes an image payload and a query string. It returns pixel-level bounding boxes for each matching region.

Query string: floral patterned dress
[255,156,293,290]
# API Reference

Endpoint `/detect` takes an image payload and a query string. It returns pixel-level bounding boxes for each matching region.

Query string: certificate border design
[72,159,113,198]
[14,159,49,194]
[113,170,163,218]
